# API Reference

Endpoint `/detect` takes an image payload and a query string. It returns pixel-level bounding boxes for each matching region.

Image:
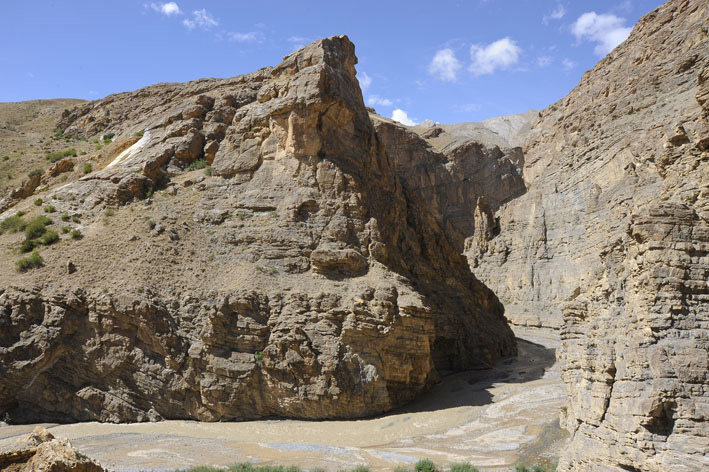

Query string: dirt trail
[0,327,566,471]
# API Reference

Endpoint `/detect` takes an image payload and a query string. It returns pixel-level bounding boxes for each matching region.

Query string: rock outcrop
[0,427,104,472]
[0,36,515,423]
[469,1,709,470]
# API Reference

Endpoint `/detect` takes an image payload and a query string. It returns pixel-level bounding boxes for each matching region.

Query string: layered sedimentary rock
[470,1,709,470]
[0,427,104,472]
[0,36,515,423]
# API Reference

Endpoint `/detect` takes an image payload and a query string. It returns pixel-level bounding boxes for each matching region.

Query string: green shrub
[19,239,36,253]
[103,133,115,140]
[415,459,436,472]
[34,198,43,206]
[24,215,52,240]
[103,138,112,145]
[96,144,103,150]
[204,165,212,176]
[92,139,99,144]
[28,169,42,178]
[72,215,80,223]
[70,229,83,240]
[0,215,26,234]
[46,148,77,163]
[61,213,70,222]
[16,251,43,271]
[104,207,115,217]
[134,130,144,137]
[44,205,56,213]
[2,155,8,161]
[40,230,59,246]
[148,220,156,230]
[61,226,71,234]
[187,159,207,171]
[515,466,529,472]
[450,464,479,472]
[83,162,92,174]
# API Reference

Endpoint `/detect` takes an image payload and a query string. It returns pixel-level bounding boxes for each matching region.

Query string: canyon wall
[0,36,515,423]
[470,0,709,469]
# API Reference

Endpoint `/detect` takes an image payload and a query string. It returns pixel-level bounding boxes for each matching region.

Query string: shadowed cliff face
[0,36,516,423]
[467,0,709,470]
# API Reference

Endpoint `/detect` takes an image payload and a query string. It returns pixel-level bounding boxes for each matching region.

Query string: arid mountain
[0,36,515,424]
[0,0,707,470]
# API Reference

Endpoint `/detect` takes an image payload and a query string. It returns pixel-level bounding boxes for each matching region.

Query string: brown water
[0,327,566,471]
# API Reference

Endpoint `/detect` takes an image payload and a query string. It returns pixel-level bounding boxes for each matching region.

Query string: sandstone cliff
[468,0,709,470]
[0,36,515,423]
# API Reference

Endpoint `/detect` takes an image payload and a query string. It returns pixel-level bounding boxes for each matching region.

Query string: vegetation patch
[16,250,43,272]
[187,159,207,171]
[46,148,77,163]
[28,169,42,178]
[39,230,59,246]
[0,215,27,235]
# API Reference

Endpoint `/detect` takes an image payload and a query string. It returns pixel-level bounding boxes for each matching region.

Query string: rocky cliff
[468,0,709,470]
[0,36,515,423]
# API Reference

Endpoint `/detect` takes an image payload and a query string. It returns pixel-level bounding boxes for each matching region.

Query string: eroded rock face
[0,36,515,423]
[470,1,709,470]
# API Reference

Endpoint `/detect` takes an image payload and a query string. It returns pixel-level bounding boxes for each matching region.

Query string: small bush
[61,226,71,234]
[103,138,112,144]
[46,148,77,163]
[103,133,115,140]
[34,198,43,206]
[148,220,156,230]
[134,130,144,137]
[16,251,43,271]
[28,169,42,178]
[61,213,70,222]
[92,139,99,144]
[415,459,436,472]
[105,207,115,217]
[24,215,52,240]
[40,230,59,246]
[83,162,92,174]
[0,215,26,234]
[70,229,83,240]
[72,215,80,223]
[44,205,56,213]
[187,159,207,171]
[2,155,8,161]
[19,239,36,253]
[96,144,103,150]
[204,165,212,176]
[450,464,479,472]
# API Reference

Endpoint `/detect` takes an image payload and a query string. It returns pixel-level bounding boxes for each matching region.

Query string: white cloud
[428,48,462,82]
[150,2,181,16]
[228,32,260,42]
[537,56,553,67]
[571,12,632,56]
[391,109,417,126]
[367,95,394,107]
[183,8,218,30]
[562,58,576,70]
[469,37,521,76]
[543,3,566,24]
[287,36,311,50]
[358,72,372,91]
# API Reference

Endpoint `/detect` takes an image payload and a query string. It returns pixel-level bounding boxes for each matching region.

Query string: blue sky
[1,0,662,124]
